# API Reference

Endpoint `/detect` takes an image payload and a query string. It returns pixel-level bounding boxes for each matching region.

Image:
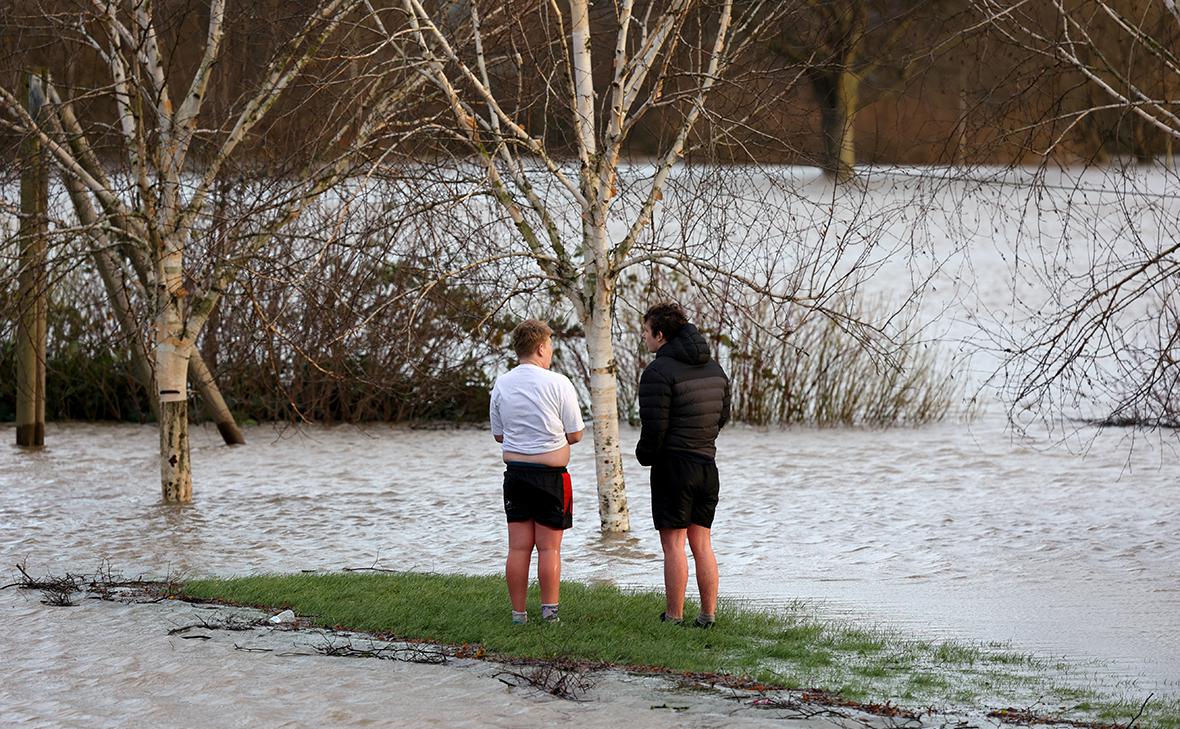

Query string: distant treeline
[1,0,1174,169]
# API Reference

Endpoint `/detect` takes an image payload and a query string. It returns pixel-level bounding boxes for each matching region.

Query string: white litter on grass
[268,609,296,624]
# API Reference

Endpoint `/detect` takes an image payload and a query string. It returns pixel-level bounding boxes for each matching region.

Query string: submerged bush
[717,299,960,427]
[608,276,960,428]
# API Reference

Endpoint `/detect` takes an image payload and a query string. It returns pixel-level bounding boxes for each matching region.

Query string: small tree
[393,0,917,532]
[0,0,430,501]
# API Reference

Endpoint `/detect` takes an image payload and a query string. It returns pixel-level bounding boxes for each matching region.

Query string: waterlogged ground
[3,165,1178,724]
[2,414,1177,699]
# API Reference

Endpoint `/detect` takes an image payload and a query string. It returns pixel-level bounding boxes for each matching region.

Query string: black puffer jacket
[635,323,731,466]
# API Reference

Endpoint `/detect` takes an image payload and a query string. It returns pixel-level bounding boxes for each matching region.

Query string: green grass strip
[181,572,1179,728]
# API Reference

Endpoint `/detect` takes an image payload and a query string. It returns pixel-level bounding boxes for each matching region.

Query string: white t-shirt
[490,364,585,455]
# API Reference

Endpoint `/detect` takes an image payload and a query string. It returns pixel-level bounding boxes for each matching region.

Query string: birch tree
[0,0,429,501]
[391,0,797,532]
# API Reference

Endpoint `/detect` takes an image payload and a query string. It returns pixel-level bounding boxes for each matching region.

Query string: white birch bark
[0,0,422,502]
[584,283,630,532]
[395,0,772,532]
[564,0,632,530]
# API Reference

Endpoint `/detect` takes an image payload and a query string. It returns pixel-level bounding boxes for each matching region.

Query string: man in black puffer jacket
[636,302,730,628]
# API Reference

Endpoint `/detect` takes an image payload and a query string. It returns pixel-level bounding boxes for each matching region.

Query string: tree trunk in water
[585,308,631,533]
[16,71,47,448]
[157,301,194,503]
[189,353,245,444]
[160,399,191,502]
[811,68,858,183]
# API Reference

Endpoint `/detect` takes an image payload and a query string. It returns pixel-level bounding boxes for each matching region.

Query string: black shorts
[503,463,573,530]
[650,455,719,530]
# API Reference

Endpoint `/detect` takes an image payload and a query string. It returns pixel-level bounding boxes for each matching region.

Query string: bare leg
[687,524,718,617]
[659,528,688,619]
[506,520,536,612]
[534,523,564,605]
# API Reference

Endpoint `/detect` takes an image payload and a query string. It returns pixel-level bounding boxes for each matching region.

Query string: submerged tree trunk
[584,301,631,534]
[810,67,859,183]
[189,353,245,445]
[16,71,48,448]
[156,285,194,502]
[160,399,191,502]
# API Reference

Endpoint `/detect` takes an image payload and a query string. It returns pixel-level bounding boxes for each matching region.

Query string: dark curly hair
[643,301,688,341]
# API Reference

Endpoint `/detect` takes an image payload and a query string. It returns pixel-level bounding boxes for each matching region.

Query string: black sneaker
[660,611,683,624]
[693,614,715,629]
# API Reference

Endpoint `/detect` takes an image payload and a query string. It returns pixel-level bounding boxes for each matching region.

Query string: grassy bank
[182,572,1176,727]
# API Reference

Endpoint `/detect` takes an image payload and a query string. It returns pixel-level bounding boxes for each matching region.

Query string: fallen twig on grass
[341,566,404,574]
[1127,694,1153,729]
[988,705,1133,728]
[750,693,853,721]
[7,560,181,607]
[168,614,264,635]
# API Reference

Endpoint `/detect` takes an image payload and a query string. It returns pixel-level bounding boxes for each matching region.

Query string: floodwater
[3,164,1178,722]
[2,414,1177,697]
[1,585,840,729]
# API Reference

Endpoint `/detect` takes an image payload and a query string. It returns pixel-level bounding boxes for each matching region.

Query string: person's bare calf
[659,528,689,621]
[506,521,535,622]
[688,524,718,627]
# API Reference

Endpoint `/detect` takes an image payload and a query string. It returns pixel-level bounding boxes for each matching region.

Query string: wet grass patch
[181,572,1174,726]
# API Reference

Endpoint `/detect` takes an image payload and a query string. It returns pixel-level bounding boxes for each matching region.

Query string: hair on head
[512,319,552,358]
[643,301,688,340]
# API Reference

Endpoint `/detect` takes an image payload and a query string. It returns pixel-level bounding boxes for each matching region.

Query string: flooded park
[1,408,1177,684]
[4,0,1180,724]
[3,161,1179,724]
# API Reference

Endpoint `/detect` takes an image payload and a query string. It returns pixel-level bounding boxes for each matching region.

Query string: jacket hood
[658,323,711,366]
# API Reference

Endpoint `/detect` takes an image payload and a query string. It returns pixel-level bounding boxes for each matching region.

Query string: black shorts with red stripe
[503,462,573,530]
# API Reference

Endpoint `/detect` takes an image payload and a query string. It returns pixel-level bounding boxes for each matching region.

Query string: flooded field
[3,164,1178,723]
[2,413,1177,696]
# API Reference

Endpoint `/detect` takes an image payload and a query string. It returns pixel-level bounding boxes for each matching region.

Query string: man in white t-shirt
[490,319,585,625]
